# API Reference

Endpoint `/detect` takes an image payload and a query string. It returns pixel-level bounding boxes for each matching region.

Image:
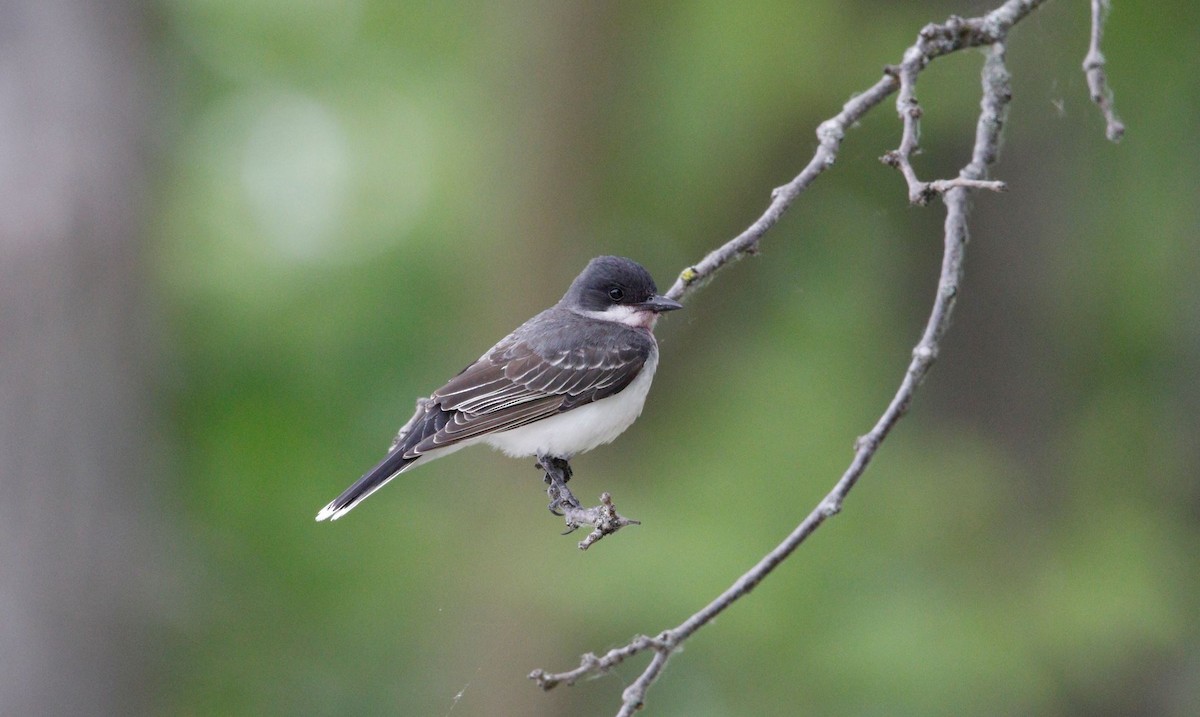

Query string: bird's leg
[532,457,640,549]
[536,455,580,516]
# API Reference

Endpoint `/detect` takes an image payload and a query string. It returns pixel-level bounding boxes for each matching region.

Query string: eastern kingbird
[316,256,682,521]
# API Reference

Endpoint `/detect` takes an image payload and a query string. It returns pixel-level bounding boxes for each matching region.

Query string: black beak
[639,294,684,313]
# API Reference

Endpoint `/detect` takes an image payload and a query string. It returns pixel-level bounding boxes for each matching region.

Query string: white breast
[482,347,659,459]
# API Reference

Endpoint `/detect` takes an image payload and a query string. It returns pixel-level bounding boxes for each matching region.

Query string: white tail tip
[315,502,344,522]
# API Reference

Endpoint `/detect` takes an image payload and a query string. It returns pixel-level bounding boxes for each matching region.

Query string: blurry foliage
[150,0,1199,715]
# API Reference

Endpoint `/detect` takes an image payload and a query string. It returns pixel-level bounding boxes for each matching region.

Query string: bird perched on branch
[316,256,682,521]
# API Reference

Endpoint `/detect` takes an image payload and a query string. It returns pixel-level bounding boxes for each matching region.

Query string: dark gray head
[560,256,682,326]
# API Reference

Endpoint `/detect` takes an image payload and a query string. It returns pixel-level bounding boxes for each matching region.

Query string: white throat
[572,304,658,330]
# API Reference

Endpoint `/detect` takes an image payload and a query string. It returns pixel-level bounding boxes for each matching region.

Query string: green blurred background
[4,0,1198,715]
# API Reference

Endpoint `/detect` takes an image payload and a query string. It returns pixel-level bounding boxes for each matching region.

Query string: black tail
[316,403,447,521]
[315,448,416,521]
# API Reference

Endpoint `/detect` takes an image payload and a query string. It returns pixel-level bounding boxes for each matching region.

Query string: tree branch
[880,15,1009,203]
[531,1,1122,713]
[1083,0,1125,142]
[662,1,1045,303]
[559,491,641,551]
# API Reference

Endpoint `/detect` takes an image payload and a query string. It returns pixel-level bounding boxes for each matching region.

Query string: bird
[316,255,683,521]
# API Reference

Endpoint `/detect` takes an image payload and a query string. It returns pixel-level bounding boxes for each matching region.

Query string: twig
[532,1,1055,714]
[560,491,641,551]
[1083,0,1125,141]
[881,16,1011,204]
[662,2,1044,304]
[663,72,898,302]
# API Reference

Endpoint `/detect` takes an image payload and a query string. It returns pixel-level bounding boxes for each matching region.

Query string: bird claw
[546,484,580,516]
[540,454,578,516]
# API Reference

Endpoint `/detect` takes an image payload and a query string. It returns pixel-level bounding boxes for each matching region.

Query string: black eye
[607,286,625,301]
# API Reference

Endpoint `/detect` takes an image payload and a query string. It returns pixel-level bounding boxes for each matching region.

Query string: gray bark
[0,1,163,713]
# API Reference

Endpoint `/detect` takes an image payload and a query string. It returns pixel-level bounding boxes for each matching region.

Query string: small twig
[665,73,900,302]
[1083,0,1125,142]
[533,1,1053,714]
[529,634,667,691]
[882,148,1007,204]
[661,6,1040,305]
[559,491,640,551]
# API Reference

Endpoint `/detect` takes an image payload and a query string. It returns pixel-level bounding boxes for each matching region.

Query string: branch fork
[530,631,677,716]
[880,13,1015,204]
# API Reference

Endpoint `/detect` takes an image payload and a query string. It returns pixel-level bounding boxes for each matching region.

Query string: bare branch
[663,0,1045,302]
[529,634,666,692]
[528,1,1126,714]
[880,14,1019,202]
[663,72,898,302]
[1083,0,1125,141]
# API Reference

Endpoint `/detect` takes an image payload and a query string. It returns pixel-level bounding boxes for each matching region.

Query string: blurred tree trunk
[0,1,164,713]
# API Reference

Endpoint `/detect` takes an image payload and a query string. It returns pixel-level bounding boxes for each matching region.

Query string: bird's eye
[607,287,625,301]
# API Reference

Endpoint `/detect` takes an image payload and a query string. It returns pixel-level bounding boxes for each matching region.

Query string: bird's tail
[316,401,443,521]
[315,448,417,521]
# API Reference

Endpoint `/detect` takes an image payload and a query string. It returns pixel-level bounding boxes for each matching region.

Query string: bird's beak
[639,294,684,313]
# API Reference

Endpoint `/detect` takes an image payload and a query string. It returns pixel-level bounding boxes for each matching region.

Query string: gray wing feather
[416,395,563,451]
[407,318,652,455]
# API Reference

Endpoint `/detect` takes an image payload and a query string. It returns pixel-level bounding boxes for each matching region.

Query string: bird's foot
[537,456,580,515]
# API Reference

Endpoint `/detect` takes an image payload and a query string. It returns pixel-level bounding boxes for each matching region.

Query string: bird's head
[561,256,683,329]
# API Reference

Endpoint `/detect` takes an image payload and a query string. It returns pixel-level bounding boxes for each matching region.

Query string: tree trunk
[0,1,163,713]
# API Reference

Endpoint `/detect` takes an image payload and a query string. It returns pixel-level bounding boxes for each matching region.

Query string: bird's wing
[403,333,651,456]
